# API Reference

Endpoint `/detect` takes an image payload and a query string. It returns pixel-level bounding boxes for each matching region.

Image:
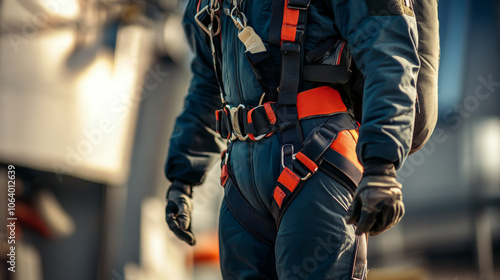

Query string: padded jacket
[165,0,420,185]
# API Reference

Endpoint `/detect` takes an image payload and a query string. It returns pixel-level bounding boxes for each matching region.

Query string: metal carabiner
[230,5,247,31]
[209,0,222,36]
[195,5,221,36]
[194,6,210,35]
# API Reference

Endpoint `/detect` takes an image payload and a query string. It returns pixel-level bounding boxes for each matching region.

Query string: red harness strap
[281,0,301,43]
[297,86,348,119]
[273,167,301,207]
[247,102,277,141]
[331,130,363,171]
[273,128,362,209]
[295,151,319,174]
[272,87,362,209]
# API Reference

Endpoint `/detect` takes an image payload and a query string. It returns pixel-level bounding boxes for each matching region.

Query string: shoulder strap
[274,0,311,168]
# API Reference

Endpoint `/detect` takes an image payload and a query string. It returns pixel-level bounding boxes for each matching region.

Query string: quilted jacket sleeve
[329,0,421,168]
[165,0,225,185]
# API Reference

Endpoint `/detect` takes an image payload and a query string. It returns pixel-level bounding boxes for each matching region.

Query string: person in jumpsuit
[164,0,426,279]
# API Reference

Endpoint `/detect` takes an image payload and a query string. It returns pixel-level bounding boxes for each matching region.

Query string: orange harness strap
[271,87,363,210]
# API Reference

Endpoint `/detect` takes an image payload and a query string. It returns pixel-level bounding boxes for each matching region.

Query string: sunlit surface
[1,0,81,26]
[43,0,81,20]
[0,23,154,185]
[475,118,500,185]
[141,198,193,280]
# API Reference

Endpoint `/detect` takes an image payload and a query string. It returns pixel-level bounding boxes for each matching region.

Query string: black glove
[165,181,196,245]
[346,159,405,236]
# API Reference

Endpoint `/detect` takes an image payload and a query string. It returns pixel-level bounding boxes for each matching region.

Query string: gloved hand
[346,159,405,236]
[165,180,196,245]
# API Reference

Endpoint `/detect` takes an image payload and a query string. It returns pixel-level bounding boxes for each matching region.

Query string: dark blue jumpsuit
[166,0,420,279]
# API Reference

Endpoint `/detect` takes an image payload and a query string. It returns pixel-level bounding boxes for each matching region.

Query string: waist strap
[215,86,347,141]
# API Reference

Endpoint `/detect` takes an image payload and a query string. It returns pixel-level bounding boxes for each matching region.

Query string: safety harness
[198,0,360,215]
[197,0,363,230]
[195,0,367,278]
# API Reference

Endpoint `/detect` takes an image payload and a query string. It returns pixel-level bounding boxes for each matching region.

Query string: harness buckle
[229,104,248,141]
[281,144,294,169]
[291,153,313,180]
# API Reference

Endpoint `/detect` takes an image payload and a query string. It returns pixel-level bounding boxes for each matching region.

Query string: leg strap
[271,112,362,227]
[224,175,277,247]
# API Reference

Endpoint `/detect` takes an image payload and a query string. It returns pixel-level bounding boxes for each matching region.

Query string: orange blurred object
[193,231,220,265]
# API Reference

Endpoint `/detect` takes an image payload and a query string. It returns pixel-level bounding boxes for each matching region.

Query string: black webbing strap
[215,107,231,139]
[224,174,277,246]
[299,113,357,164]
[267,0,286,104]
[304,37,336,64]
[245,45,281,102]
[303,65,353,84]
[287,0,311,9]
[277,0,312,169]
[322,149,363,188]
[245,103,279,137]
[269,0,285,46]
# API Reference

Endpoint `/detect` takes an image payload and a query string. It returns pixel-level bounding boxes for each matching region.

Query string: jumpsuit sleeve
[329,0,420,169]
[165,0,225,185]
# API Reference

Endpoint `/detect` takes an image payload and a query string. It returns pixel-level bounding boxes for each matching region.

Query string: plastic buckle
[287,0,310,10]
[281,41,300,54]
[247,105,267,141]
[229,105,248,141]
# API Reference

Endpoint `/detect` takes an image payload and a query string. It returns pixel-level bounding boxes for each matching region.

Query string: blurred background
[0,0,498,280]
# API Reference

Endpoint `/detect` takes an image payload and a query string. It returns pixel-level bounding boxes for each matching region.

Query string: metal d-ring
[209,15,221,36]
[229,104,248,141]
[194,6,210,35]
